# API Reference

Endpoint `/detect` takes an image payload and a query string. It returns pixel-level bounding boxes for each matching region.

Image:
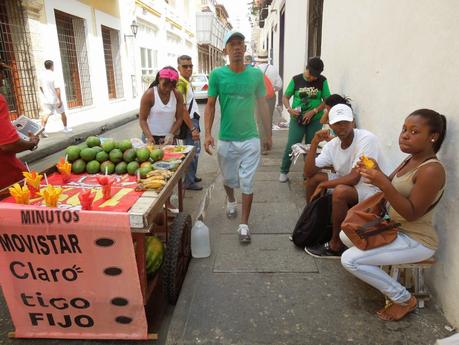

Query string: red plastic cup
[78,190,96,210]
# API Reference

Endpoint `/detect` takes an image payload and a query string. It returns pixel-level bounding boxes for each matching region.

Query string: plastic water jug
[191,220,211,258]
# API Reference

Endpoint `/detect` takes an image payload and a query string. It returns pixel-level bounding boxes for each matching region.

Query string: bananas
[140,179,166,190]
[146,170,173,179]
[137,170,173,191]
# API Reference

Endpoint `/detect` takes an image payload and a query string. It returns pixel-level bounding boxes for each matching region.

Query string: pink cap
[159,68,179,81]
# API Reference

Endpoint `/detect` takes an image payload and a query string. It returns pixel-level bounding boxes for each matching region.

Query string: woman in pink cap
[139,66,183,144]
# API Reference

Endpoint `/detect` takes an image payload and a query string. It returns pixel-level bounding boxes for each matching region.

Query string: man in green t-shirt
[204,31,272,244]
[279,57,331,183]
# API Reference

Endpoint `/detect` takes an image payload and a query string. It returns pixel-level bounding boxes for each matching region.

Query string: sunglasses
[161,79,177,86]
[180,64,193,69]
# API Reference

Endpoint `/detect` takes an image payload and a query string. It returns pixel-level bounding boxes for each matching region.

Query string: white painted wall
[321,0,459,326]
[40,0,138,132]
[279,0,307,90]
[33,0,197,132]
[256,0,307,118]
[131,0,197,92]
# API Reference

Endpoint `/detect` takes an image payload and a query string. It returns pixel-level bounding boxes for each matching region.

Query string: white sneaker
[63,127,73,133]
[226,200,237,219]
[279,173,289,183]
[41,132,49,138]
[238,224,251,243]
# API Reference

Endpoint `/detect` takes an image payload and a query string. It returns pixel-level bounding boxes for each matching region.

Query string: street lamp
[124,20,139,40]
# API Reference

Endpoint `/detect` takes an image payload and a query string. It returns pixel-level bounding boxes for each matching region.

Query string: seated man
[303,104,385,258]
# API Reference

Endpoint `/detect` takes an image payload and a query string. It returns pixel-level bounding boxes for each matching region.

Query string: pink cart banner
[0,203,148,339]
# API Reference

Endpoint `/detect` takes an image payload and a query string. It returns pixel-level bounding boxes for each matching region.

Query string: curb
[18,111,138,163]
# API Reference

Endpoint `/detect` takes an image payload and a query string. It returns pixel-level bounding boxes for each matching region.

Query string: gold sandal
[376,296,417,321]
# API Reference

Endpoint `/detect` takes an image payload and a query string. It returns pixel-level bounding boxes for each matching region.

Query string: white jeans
[340,231,435,303]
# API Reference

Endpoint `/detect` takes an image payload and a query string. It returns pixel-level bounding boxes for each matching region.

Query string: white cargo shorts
[43,102,65,115]
[217,138,261,194]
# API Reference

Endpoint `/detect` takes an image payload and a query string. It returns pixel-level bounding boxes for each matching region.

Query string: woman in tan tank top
[341,109,447,321]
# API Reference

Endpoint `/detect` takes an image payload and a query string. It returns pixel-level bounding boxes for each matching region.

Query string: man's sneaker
[279,173,289,183]
[63,127,73,133]
[185,183,203,191]
[238,224,251,243]
[304,242,344,259]
[226,200,237,219]
[194,177,202,183]
[41,132,49,138]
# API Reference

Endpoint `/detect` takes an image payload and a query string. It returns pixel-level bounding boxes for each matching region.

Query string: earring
[431,139,435,142]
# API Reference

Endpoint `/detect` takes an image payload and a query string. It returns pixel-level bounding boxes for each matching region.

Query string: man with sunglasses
[177,55,202,190]
[204,31,272,244]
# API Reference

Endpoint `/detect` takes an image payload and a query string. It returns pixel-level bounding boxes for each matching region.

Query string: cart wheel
[162,212,192,305]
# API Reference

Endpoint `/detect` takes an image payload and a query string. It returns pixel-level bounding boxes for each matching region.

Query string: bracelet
[314,108,319,114]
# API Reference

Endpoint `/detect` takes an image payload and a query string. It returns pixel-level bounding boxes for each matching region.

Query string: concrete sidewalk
[165,129,452,345]
[18,109,138,163]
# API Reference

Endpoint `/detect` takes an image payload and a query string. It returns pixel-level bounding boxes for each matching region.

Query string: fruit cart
[0,144,195,341]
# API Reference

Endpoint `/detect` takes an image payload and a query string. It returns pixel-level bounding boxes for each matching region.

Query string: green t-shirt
[208,65,266,141]
[284,74,331,121]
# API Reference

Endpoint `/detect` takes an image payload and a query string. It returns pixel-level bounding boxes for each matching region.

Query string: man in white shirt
[303,104,386,258]
[39,60,71,137]
[255,50,282,154]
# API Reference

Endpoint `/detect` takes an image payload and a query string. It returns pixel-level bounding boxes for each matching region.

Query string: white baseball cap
[328,104,354,125]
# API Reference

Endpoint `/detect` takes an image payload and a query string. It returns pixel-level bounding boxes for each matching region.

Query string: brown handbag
[341,192,400,250]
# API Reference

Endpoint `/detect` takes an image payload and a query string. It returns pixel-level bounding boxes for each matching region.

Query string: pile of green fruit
[64,136,164,177]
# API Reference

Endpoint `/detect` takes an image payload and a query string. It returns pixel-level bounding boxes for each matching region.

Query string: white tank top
[147,86,177,136]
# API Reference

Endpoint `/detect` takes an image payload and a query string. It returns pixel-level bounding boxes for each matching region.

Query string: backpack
[291,192,333,248]
[261,65,275,99]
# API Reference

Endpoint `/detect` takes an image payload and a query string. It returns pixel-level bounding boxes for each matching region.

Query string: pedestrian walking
[255,49,282,154]
[244,55,254,66]
[176,55,203,191]
[139,66,183,145]
[204,31,272,243]
[39,60,72,137]
[279,57,330,182]
[0,61,40,190]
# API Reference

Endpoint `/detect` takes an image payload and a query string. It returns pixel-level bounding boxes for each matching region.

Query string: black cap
[306,57,324,77]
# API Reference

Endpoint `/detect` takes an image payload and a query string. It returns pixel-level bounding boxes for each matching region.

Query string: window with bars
[0,0,40,120]
[54,10,92,108]
[101,25,123,99]
[140,47,158,90]
[140,47,155,75]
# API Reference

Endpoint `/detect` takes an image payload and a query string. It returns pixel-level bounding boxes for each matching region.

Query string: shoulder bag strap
[263,64,269,74]
[188,98,194,114]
